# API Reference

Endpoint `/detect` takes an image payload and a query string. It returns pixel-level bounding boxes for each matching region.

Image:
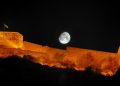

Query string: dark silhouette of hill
[0,55,120,86]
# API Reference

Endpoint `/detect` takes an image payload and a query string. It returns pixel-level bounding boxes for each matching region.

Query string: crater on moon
[59,32,71,44]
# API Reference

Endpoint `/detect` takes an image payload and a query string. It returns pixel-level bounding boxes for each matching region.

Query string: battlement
[0,31,23,48]
[0,31,120,76]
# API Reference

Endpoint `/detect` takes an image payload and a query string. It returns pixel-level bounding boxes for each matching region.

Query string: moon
[59,32,71,44]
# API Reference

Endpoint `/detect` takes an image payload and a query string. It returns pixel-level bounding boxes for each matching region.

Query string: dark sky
[0,1,120,52]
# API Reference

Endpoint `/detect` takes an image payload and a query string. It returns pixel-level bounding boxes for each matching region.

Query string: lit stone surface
[0,31,120,76]
[0,31,23,48]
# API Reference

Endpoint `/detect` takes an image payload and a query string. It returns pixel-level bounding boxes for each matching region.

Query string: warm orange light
[0,32,120,76]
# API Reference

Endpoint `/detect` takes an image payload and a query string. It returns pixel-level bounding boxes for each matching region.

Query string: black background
[0,1,120,52]
[0,1,120,86]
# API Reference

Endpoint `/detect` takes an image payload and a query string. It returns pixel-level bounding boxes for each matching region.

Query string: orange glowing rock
[0,31,23,48]
[0,31,120,76]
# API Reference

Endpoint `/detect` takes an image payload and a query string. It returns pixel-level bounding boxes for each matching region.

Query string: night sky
[0,1,120,52]
[0,1,120,86]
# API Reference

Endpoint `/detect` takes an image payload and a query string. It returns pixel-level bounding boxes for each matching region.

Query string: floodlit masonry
[0,31,120,76]
[0,31,23,48]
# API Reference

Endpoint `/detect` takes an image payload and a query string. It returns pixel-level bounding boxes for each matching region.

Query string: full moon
[59,32,71,44]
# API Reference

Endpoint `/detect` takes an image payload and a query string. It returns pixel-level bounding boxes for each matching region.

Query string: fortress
[0,31,120,76]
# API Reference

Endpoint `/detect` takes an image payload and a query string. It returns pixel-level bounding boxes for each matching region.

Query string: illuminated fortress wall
[0,32,23,48]
[0,31,120,76]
